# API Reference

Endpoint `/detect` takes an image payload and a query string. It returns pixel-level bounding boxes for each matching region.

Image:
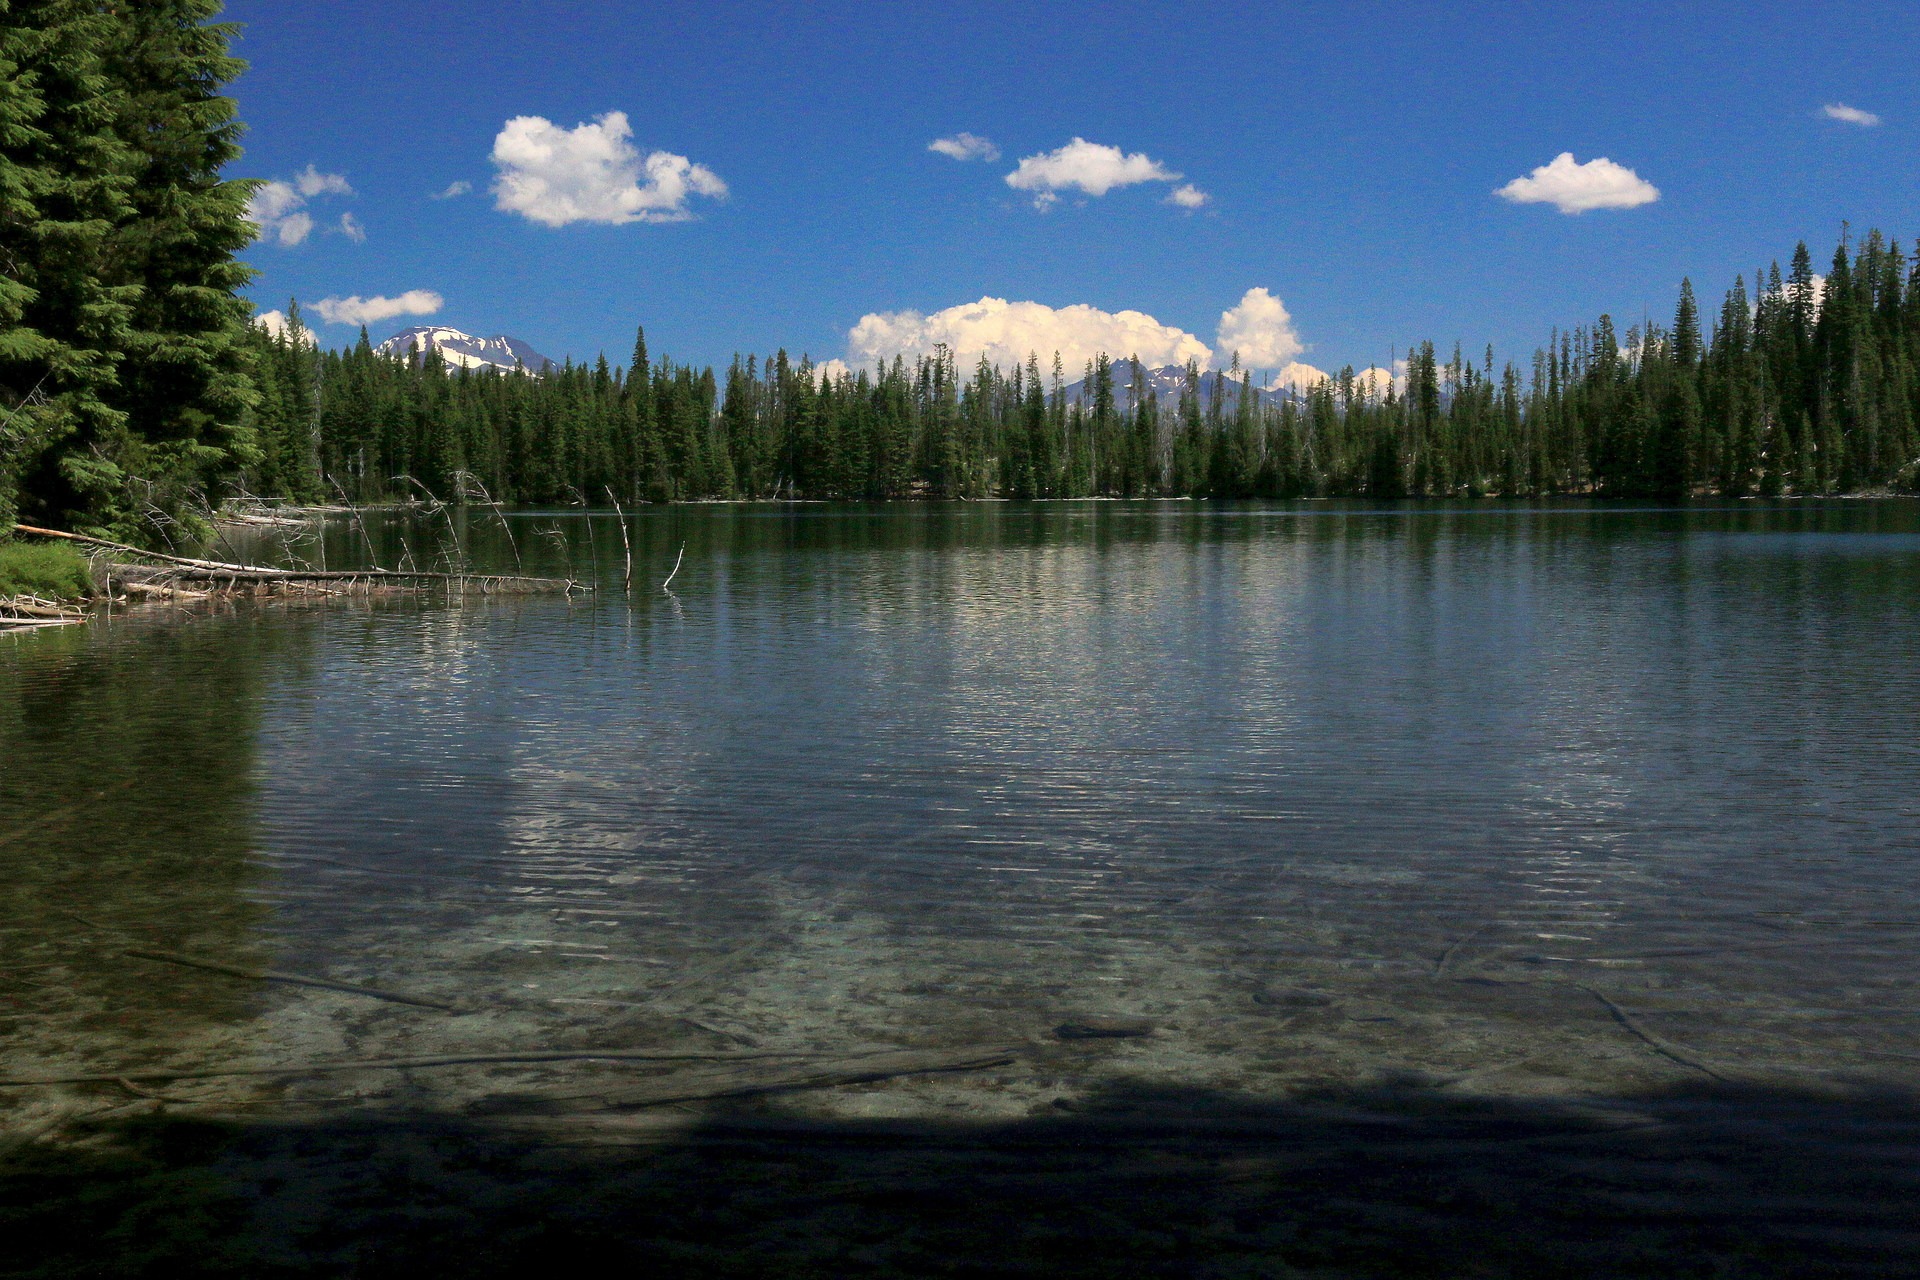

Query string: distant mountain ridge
[374,326,553,374]
[1061,363,1304,409]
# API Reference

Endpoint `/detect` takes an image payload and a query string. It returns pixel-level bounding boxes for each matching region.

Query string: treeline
[2,1,1915,547]
[251,231,1920,508]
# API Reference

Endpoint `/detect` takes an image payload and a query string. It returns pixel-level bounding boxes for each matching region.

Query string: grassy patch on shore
[0,541,93,601]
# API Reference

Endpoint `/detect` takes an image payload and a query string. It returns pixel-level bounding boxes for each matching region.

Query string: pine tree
[1,0,257,542]
[1,1,141,535]
[1653,279,1702,497]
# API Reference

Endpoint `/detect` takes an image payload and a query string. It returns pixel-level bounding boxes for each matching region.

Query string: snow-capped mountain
[1061,364,1305,409]
[373,326,553,374]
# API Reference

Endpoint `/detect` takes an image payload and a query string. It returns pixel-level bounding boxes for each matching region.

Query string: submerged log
[0,1048,812,1088]
[467,1045,1023,1116]
[1053,1019,1156,1041]
[125,948,463,1011]
[1581,986,1733,1083]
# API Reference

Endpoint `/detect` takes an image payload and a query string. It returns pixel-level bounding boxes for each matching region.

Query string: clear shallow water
[4,500,1920,1123]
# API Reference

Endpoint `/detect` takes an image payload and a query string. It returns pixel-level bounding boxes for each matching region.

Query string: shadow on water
[4,1077,1919,1278]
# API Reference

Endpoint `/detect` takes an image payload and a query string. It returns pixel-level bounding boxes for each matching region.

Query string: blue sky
[226,0,1916,381]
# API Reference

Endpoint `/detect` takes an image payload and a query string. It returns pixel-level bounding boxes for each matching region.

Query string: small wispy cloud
[335,212,366,243]
[245,182,314,245]
[245,166,355,246]
[293,165,354,198]
[312,290,444,327]
[928,132,999,162]
[1495,152,1659,214]
[1822,103,1882,127]
[433,180,473,199]
[1166,183,1210,210]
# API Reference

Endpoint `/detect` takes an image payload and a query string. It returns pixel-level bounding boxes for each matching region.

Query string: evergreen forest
[249,234,1920,511]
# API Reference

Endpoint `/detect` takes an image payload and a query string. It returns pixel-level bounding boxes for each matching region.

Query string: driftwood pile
[10,523,588,608]
[0,594,86,630]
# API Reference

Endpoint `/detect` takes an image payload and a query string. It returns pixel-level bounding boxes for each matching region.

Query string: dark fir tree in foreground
[245,227,1920,508]
[0,0,257,543]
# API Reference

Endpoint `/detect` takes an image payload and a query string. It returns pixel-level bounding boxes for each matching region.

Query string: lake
[5,499,1920,1275]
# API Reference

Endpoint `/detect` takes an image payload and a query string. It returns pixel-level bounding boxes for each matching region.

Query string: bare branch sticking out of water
[607,487,633,591]
[662,540,686,592]
[453,472,523,572]
[328,474,382,567]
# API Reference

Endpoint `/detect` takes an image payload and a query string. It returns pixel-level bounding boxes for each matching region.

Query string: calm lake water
[5,500,1920,1270]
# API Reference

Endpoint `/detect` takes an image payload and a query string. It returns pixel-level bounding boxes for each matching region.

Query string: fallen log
[15,523,587,594]
[108,563,580,594]
[15,523,290,574]
[113,580,210,601]
[0,616,84,630]
[106,563,345,598]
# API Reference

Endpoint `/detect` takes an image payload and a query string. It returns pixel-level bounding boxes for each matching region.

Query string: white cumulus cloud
[929,132,999,162]
[490,111,727,227]
[433,180,472,199]
[1495,152,1660,214]
[1273,361,1329,389]
[1166,183,1210,210]
[813,358,854,384]
[1354,365,1400,399]
[1271,362,1400,398]
[1215,288,1304,370]
[849,297,1214,374]
[254,309,316,347]
[1005,137,1182,208]
[1822,103,1882,127]
[311,290,444,328]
